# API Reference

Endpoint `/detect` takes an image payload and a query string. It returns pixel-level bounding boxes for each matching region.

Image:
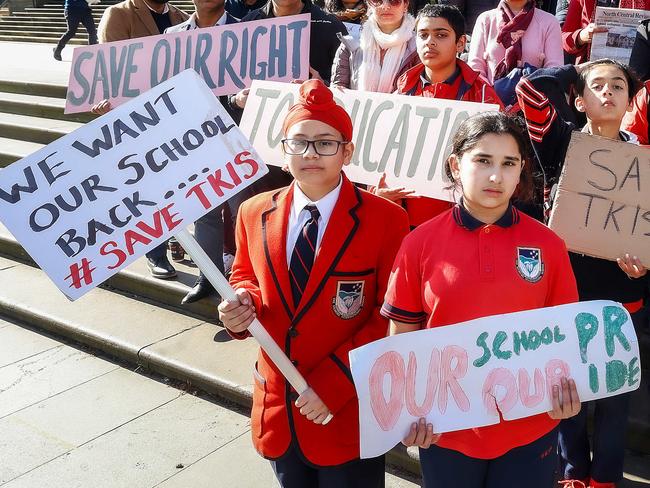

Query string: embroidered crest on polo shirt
[516,247,544,283]
[332,281,364,319]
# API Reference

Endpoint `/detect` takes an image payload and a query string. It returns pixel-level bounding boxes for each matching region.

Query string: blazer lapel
[134,0,163,36]
[262,186,294,319]
[293,176,361,321]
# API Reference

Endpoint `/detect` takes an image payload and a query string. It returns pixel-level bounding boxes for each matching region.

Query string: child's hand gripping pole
[174,228,333,425]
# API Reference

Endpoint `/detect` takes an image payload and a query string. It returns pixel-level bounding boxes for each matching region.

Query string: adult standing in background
[53,0,98,61]
[94,0,188,279]
[331,0,417,91]
[164,0,251,303]
[468,0,564,85]
[561,0,650,65]
[240,0,347,84]
[235,0,347,194]
[97,0,187,42]
[437,0,499,33]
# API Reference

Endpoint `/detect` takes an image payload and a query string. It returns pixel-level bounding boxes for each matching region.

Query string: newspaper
[590,7,650,63]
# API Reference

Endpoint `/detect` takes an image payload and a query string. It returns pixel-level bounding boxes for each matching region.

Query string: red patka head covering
[282,79,353,142]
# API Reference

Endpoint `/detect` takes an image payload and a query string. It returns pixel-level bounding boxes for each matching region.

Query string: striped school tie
[289,204,320,308]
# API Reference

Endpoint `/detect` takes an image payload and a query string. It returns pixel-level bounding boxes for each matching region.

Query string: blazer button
[292,359,299,367]
[288,328,299,338]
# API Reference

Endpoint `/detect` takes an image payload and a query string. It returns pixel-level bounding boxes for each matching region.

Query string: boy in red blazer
[218,80,410,487]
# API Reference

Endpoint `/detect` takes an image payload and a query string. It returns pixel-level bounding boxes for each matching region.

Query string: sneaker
[146,255,177,279]
[53,48,62,61]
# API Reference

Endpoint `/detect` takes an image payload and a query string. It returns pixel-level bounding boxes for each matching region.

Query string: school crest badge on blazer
[516,247,544,283]
[332,281,364,319]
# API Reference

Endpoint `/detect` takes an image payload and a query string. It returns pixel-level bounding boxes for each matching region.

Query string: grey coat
[330,33,418,91]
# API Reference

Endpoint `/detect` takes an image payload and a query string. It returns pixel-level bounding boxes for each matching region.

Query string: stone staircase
[0,0,196,44]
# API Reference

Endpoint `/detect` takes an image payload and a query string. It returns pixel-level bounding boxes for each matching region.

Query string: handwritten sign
[0,70,268,300]
[549,132,650,267]
[349,300,641,458]
[65,15,311,114]
[239,80,499,201]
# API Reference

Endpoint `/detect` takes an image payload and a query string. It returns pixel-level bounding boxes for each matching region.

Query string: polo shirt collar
[452,200,519,231]
[420,65,461,90]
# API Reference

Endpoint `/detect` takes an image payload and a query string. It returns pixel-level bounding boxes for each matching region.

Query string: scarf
[358,12,416,93]
[494,0,535,81]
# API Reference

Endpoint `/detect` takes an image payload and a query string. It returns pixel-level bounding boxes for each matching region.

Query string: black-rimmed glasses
[281,139,349,156]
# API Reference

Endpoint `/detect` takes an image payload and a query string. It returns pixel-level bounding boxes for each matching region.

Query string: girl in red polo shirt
[381,112,582,488]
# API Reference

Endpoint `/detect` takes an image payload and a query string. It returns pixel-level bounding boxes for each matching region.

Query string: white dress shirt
[286,178,342,265]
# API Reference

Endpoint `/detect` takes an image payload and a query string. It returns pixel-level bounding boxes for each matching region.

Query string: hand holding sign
[548,132,650,268]
[350,300,640,458]
[65,16,311,114]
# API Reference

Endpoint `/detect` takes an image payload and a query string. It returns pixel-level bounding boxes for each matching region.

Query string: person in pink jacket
[467,0,564,85]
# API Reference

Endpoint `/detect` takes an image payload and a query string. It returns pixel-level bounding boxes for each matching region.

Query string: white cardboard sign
[0,70,268,300]
[349,300,641,458]
[239,80,499,201]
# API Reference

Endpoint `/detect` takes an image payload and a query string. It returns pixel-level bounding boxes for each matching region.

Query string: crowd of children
[215,1,649,487]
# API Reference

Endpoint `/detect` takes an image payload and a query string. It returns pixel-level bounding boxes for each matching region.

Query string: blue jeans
[419,427,559,488]
[56,6,97,51]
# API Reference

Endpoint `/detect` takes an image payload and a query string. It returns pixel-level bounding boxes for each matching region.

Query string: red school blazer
[229,175,410,466]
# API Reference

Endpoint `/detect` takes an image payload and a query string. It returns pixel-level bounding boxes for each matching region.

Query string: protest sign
[590,7,650,64]
[65,15,310,114]
[0,69,268,300]
[239,80,499,201]
[349,300,641,458]
[548,132,650,267]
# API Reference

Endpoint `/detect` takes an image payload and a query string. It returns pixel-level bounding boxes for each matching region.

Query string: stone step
[0,111,83,144]
[0,34,86,44]
[0,24,91,34]
[0,221,218,323]
[1,29,90,38]
[0,91,95,123]
[0,78,67,99]
[11,11,106,17]
[0,19,70,26]
[0,136,44,167]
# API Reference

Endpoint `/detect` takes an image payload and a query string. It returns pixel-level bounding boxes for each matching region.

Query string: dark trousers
[193,186,254,281]
[271,444,385,488]
[558,309,643,483]
[558,393,630,483]
[55,7,98,52]
[145,243,168,261]
[419,427,559,488]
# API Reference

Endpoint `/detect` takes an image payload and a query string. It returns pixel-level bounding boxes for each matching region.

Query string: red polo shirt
[381,203,579,459]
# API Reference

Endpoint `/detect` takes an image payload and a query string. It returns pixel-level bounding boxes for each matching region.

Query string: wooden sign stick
[175,228,333,424]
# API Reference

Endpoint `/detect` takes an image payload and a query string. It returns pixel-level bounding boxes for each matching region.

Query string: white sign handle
[174,228,333,424]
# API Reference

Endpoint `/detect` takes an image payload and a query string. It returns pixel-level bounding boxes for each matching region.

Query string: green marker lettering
[603,305,631,357]
[575,312,598,364]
